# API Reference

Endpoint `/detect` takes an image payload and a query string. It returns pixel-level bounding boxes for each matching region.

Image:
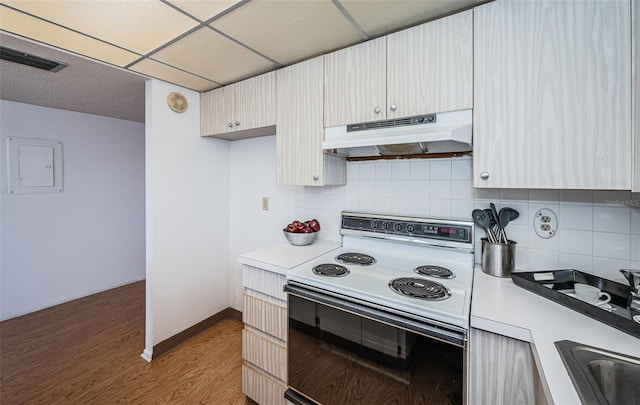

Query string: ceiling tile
[151,27,276,85]
[340,0,484,37]
[129,58,219,92]
[0,6,139,67]
[1,0,199,55]
[210,0,362,65]
[166,0,242,22]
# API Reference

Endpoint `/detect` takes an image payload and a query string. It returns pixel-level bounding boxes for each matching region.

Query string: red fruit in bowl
[302,226,313,233]
[286,223,296,233]
[295,222,305,232]
[309,219,321,232]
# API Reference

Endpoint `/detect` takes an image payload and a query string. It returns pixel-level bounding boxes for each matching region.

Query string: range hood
[323,109,472,158]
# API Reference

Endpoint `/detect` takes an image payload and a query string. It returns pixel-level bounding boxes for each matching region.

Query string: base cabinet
[241,264,287,405]
[468,328,549,405]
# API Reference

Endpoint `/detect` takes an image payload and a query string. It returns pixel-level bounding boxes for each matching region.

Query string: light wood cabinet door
[277,56,346,186]
[386,10,472,119]
[633,0,640,193]
[468,328,549,405]
[200,85,235,136]
[474,0,632,189]
[324,37,386,127]
[235,71,276,131]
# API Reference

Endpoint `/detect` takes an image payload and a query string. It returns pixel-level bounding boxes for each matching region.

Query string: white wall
[0,100,145,321]
[228,136,639,305]
[144,80,230,358]
[228,135,295,310]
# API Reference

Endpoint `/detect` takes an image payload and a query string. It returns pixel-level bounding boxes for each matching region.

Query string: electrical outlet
[534,208,557,239]
[261,196,269,211]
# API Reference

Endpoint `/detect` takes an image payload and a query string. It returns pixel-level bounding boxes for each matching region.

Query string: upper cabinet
[633,0,639,193]
[324,37,387,126]
[474,0,632,189]
[386,10,473,120]
[324,10,472,127]
[201,71,276,140]
[277,57,346,186]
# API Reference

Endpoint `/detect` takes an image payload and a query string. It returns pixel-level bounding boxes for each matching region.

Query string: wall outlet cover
[534,208,558,239]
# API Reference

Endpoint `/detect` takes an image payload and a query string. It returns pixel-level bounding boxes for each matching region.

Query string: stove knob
[371,221,379,229]
[407,224,415,233]
[382,222,391,230]
[393,223,403,231]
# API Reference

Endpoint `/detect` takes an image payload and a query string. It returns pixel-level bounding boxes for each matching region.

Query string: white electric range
[287,211,476,335]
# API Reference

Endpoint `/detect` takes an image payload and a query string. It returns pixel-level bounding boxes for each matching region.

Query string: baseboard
[152,307,242,360]
[140,349,152,363]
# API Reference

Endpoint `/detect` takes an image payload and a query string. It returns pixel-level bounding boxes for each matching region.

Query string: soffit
[0,33,146,123]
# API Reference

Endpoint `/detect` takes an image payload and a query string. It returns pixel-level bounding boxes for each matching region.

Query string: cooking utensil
[497,207,520,243]
[483,208,499,242]
[472,209,496,243]
[490,203,503,243]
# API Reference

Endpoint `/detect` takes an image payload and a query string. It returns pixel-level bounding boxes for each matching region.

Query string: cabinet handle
[313,175,319,181]
[235,121,240,126]
[228,122,233,128]
[389,104,397,112]
[374,106,381,114]
[480,172,490,180]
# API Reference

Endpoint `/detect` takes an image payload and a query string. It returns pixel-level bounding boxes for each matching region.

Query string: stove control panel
[342,213,473,244]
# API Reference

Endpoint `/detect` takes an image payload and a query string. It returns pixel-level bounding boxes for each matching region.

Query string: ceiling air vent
[347,114,436,132]
[0,46,67,72]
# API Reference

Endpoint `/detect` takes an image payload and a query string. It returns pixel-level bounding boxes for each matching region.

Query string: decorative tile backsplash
[294,156,640,283]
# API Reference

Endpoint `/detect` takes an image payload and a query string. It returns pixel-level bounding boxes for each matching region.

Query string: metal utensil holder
[481,238,517,278]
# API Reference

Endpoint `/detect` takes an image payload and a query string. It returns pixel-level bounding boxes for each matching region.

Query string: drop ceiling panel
[129,58,219,92]
[0,6,139,67]
[211,0,363,65]
[340,0,484,37]
[152,27,276,85]
[167,0,242,22]
[1,0,198,55]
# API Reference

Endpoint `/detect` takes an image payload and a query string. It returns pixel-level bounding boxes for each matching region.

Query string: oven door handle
[284,283,466,347]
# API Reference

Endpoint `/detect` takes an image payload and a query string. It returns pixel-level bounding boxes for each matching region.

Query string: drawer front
[242,264,287,300]
[243,294,287,341]
[243,364,286,405]
[242,329,286,382]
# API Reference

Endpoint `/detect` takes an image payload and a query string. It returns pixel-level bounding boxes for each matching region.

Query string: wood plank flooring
[0,281,250,404]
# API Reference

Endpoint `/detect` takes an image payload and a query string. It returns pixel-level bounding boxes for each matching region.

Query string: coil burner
[414,265,455,279]
[313,264,350,277]
[335,253,376,266]
[389,277,451,301]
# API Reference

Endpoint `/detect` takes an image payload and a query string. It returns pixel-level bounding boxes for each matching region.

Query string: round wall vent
[167,92,188,113]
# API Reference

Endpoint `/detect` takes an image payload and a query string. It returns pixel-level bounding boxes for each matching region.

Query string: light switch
[262,196,269,211]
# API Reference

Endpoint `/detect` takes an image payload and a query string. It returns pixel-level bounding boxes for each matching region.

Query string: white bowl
[283,230,318,246]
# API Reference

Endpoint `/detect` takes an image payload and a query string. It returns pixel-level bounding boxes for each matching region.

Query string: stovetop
[287,233,475,329]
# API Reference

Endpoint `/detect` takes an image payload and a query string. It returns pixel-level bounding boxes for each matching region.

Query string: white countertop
[471,266,640,405]
[237,239,341,275]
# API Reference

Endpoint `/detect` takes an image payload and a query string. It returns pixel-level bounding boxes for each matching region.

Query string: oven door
[284,283,467,405]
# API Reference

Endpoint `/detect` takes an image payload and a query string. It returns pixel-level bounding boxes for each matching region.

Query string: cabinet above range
[200,71,276,140]
[323,10,473,128]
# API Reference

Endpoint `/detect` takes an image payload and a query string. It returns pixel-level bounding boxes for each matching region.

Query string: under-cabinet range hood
[323,109,472,158]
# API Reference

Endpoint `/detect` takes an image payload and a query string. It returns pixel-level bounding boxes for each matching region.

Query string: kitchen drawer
[243,363,287,405]
[242,329,287,382]
[242,264,287,300]
[243,293,287,341]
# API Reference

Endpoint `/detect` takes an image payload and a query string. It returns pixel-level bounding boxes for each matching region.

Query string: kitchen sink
[555,340,640,405]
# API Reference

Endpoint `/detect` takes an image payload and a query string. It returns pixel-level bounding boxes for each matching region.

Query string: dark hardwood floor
[0,281,249,404]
